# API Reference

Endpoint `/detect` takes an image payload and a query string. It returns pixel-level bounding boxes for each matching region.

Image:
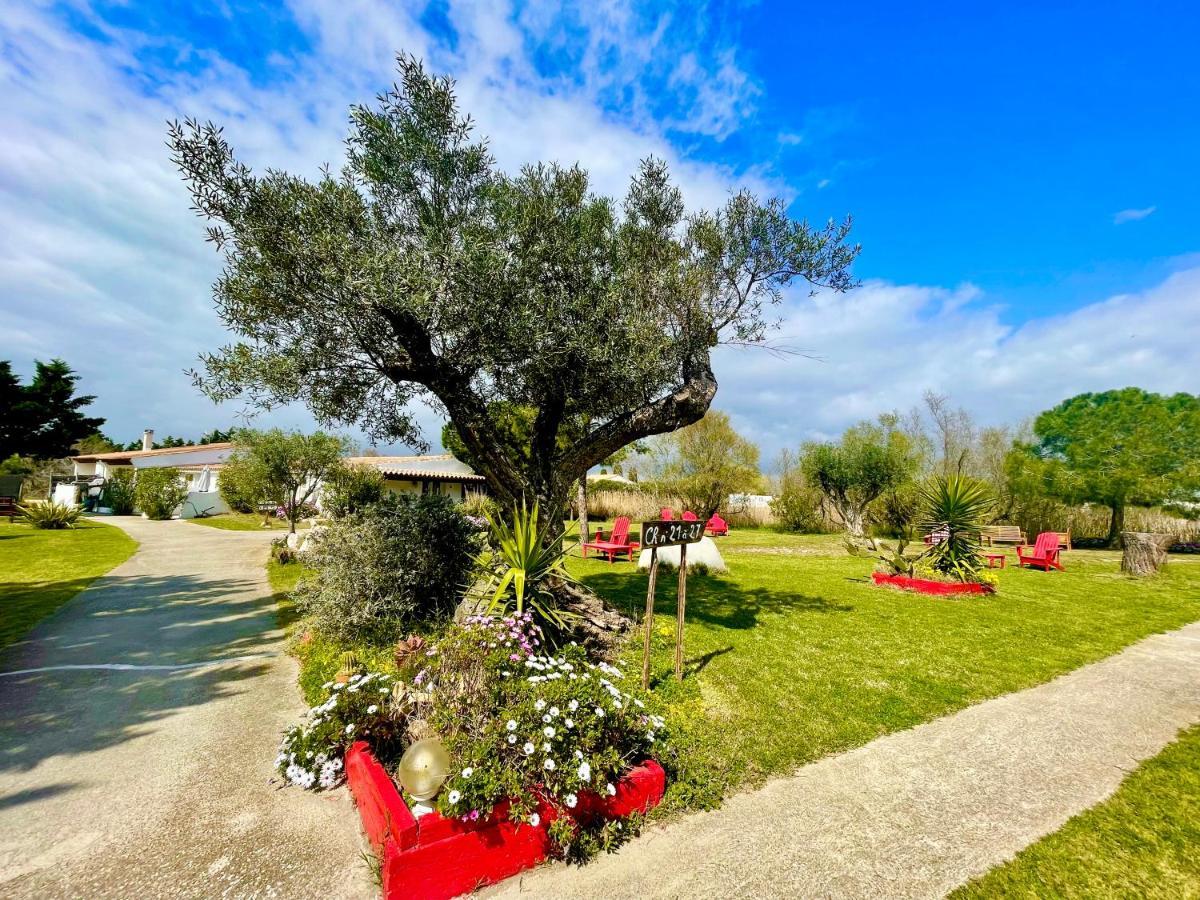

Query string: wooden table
[985,553,1006,569]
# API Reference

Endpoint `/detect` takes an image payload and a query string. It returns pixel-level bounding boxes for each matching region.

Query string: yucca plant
[475,499,576,632]
[19,500,82,529]
[918,475,994,582]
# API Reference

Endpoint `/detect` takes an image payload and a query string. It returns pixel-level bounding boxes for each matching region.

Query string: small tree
[218,451,272,517]
[1017,388,1200,546]
[801,419,918,537]
[135,467,189,520]
[654,411,761,517]
[229,429,349,534]
[322,461,387,518]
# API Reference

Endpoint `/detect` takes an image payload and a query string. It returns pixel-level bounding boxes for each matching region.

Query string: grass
[269,522,1200,818]
[569,525,1200,809]
[0,519,138,651]
[952,722,1200,898]
[188,511,294,531]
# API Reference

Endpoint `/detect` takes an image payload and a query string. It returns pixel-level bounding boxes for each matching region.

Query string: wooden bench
[1054,531,1072,551]
[0,496,19,523]
[981,525,1026,546]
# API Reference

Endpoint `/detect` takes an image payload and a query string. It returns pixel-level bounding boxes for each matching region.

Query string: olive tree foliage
[169,55,859,533]
[800,418,919,537]
[651,410,761,517]
[227,429,349,533]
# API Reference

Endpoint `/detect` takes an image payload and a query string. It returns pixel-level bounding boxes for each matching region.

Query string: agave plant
[19,501,82,530]
[475,499,576,632]
[918,475,994,582]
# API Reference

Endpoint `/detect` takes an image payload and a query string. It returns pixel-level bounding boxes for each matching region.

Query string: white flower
[523,742,535,755]
[534,699,546,711]
[507,734,517,744]
[568,700,579,712]
[506,720,518,731]
[574,750,584,760]
[564,718,574,729]
[542,742,552,752]
[647,732,655,742]
[448,789,461,804]
[565,793,578,809]
[543,726,556,738]
[462,767,474,778]
[544,758,556,771]
[634,698,645,708]
[549,706,560,717]
[367,705,378,714]
[606,783,617,796]
[529,813,540,827]
[345,724,355,734]
[613,700,623,709]
[577,761,591,782]
[321,681,333,689]
[595,707,605,718]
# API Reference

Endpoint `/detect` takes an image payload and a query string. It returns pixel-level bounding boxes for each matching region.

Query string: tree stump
[1120,531,1174,576]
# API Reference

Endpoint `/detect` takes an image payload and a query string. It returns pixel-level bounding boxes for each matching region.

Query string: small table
[985,553,1006,569]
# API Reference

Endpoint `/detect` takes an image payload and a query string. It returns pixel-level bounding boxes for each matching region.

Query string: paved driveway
[0,517,372,899]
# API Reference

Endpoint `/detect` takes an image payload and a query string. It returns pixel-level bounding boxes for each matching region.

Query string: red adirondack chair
[580,516,641,563]
[706,513,729,536]
[681,511,698,522]
[660,508,674,520]
[1016,531,1064,571]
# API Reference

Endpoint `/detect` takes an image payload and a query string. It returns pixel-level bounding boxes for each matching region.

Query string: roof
[72,442,235,463]
[343,454,486,482]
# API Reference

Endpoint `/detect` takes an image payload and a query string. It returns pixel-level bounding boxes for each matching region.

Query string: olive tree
[169,55,859,539]
[228,429,348,533]
[653,410,761,517]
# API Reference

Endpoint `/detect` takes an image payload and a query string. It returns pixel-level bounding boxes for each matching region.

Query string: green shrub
[218,453,268,513]
[770,484,826,533]
[870,480,922,537]
[102,469,136,515]
[294,494,476,642]
[19,500,82,529]
[321,462,386,517]
[460,491,499,521]
[134,467,189,519]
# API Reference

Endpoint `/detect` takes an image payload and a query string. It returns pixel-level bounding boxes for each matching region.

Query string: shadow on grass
[580,570,854,631]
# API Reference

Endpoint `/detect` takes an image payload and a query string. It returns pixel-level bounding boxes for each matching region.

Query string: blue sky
[2,1,1198,460]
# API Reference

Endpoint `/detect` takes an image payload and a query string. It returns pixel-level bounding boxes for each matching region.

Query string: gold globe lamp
[396,737,450,801]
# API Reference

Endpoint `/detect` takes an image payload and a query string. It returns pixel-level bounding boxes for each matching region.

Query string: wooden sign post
[639,519,705,688]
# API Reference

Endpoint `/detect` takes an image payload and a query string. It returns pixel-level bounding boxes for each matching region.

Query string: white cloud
[1113,206,1156,224]
[713,267,1200,460]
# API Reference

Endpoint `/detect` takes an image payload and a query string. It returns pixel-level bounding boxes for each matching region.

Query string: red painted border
[345,742,665,899]
[872,572,994,595]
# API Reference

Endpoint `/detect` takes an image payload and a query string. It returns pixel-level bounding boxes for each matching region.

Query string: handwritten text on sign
[640,520,705,548]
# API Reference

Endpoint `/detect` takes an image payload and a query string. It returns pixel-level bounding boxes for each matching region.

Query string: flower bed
[345,741,665,899]
[872,572,994,595]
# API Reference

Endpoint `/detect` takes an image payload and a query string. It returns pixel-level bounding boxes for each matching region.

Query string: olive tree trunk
[1120,531,1173,576]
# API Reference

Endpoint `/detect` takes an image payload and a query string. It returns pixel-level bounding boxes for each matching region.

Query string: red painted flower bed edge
[344,741,665,899]
[872,571,994,595]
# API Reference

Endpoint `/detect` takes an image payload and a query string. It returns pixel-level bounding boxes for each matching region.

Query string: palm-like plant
[918,475,994,582]
[19,501,82,530]
[476,500,576,632]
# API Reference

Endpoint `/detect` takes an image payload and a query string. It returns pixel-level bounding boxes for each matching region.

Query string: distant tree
[229,429,349,533]
[1015,388,1200,545]
[76,432,120,455]
[322,461,387,518]
[655,411,761,517]
[922,390,977,477]
[801,418,919,537]
[199,428,233,444]
[0,359,105,460]
[169,54,859,543]
[218,451,273,517]
[134,468,190,520]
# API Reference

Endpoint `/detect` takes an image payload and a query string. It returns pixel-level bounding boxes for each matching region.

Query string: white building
[341,454,487,501]
[68,429,233,518]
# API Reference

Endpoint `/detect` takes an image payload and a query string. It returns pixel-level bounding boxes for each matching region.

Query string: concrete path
[0,517,373,899]
[489,620,1200,899]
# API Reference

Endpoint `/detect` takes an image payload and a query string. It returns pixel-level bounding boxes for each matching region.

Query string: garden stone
[637,537,728,574]
[298,524,327,554]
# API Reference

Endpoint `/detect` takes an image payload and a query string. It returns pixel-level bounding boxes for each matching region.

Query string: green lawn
[952,722,1200,898]
[570,527,1200,808]
[188,511,294,531]
[0,519,138,651]
[270,522,1200,821]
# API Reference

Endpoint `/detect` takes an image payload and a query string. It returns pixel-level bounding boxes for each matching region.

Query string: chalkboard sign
[640,520,705,548]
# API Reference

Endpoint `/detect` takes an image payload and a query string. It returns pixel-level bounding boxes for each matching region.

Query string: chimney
[142,429,155,452]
